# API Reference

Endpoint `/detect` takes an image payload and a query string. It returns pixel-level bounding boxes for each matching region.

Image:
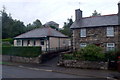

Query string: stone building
[70,2,120,51]
[14,27,70,51]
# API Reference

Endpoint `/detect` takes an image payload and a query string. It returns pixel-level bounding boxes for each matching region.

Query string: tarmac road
[2,65,92,78]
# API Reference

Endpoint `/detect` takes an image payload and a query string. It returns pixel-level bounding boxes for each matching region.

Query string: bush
[2,46,42,58]
[63,54,77,60]
[80,44,105,61]
[2,38,13,46]
[105,50,118,61]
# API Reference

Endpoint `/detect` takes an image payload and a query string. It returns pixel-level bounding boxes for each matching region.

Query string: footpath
[1,61,120,80]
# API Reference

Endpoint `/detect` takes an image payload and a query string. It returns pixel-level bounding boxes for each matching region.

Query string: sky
[0,0,119,28]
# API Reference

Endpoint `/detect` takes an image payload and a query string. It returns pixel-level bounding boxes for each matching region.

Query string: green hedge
[2,38,13,46]
[2,46,42,58]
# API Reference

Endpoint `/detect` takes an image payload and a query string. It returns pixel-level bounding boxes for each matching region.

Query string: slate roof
[45,21,59,25]
[70,14,119,29]
[14,27,68,39]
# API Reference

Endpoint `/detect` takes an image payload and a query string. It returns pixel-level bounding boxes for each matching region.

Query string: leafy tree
[1,6,26,39]
[26,19,42,31]
[33,19,42,28]
[91,10,101,16]
[60,18,73,37]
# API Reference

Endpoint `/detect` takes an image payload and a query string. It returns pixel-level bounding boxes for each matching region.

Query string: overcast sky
[0,0,119,28]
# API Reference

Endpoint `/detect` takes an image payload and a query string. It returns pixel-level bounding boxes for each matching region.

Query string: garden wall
[2,55,41,64]
[58,60,108,70]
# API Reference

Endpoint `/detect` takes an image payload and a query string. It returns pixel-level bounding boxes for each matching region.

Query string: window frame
[17,40,21,46]
[80,43,87,48]
[40,40,44,45]
[106,43,115,51]
[106,27,114,37]
[80,28,86,37]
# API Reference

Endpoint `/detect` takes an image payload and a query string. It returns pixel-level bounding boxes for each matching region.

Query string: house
[70,2,120,51]
[44,21,59,30]
[14,27,70,51]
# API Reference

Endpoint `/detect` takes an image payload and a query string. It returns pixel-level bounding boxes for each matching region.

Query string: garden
[58,44,120,69]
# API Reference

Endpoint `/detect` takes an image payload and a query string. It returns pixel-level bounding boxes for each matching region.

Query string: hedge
[2,46,42,58]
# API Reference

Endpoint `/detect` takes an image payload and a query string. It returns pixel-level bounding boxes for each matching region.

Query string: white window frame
[17,40,21,46]
[80,29,86,37]
[107,27,114,37]
[80,43,87,48]
[106,43,115,51]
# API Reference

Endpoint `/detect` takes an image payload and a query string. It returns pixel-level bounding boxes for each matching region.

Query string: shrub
[63,54,77,60]
[2,38,13,44]
[80,44,105,61]
[2,38,13,46]
[105,50,118,61]
[2,46,42,58]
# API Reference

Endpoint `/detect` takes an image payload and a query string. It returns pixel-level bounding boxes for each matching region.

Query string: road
[2,65,91,78]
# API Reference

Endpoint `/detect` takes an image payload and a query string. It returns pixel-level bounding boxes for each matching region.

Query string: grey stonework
[72,26,120,51]
[2,55,41,64]
[58,60,108,69]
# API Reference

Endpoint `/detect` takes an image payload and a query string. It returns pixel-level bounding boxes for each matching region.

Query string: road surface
[2,65,91,78]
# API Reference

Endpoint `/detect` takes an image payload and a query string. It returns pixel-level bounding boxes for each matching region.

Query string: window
[107,43,115,51]
[107,27,114,37]
[80,29,86,37]
[17,40,21,46]
[80,43,87,48]
[40,40,44,45]
[33,40,36,46]
[27,40,30,46]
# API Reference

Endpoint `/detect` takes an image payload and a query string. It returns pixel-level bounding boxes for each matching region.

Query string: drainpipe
[48,37,50,52]
[59,38,60,51]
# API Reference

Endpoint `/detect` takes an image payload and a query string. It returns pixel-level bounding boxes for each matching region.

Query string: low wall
[2,55,41,64]
[58,60,108,70]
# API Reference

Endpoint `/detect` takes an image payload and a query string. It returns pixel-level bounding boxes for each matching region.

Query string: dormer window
[80,28,86,37]
[107,27,114,37]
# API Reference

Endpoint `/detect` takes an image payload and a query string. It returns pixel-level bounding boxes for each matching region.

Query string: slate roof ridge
[14,26,68,39]
[83,14,117,19]
[47,26,68,37]
[45,21,59,25]
[14,27,44,38]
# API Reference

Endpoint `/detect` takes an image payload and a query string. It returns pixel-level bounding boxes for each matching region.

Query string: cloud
[0,0,119,28]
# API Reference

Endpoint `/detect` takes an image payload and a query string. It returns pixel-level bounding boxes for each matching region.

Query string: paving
[1,56,120,79]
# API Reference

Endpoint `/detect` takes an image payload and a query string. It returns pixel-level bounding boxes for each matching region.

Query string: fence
[41,46,71,63]
[43,46,71,53]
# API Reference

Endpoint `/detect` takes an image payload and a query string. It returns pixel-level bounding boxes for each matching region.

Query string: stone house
[14,27,70,51]
[70,2,120,51]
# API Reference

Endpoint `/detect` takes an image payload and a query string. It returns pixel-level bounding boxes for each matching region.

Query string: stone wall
[72,26,120,51]
[58,60,108,70]
[2,55,41,64]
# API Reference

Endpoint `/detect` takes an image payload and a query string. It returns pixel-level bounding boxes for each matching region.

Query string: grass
[0,62,11,65]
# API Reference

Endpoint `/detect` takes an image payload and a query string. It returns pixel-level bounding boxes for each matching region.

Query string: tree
[26,19,42,31]
[33,19,42,28]
[1,6,26,39]
[91,10,101,16]
[60,18,73,37]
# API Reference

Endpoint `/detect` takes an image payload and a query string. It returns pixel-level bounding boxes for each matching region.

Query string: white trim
[106,27,114,37]
[80,43,87,48]
[106,43,115,51]
[107,43,115,47]
[80,29,86,37]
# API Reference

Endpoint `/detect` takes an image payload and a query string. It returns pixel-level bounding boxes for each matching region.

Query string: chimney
[118,1,120,25]
[75,9,82,21]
